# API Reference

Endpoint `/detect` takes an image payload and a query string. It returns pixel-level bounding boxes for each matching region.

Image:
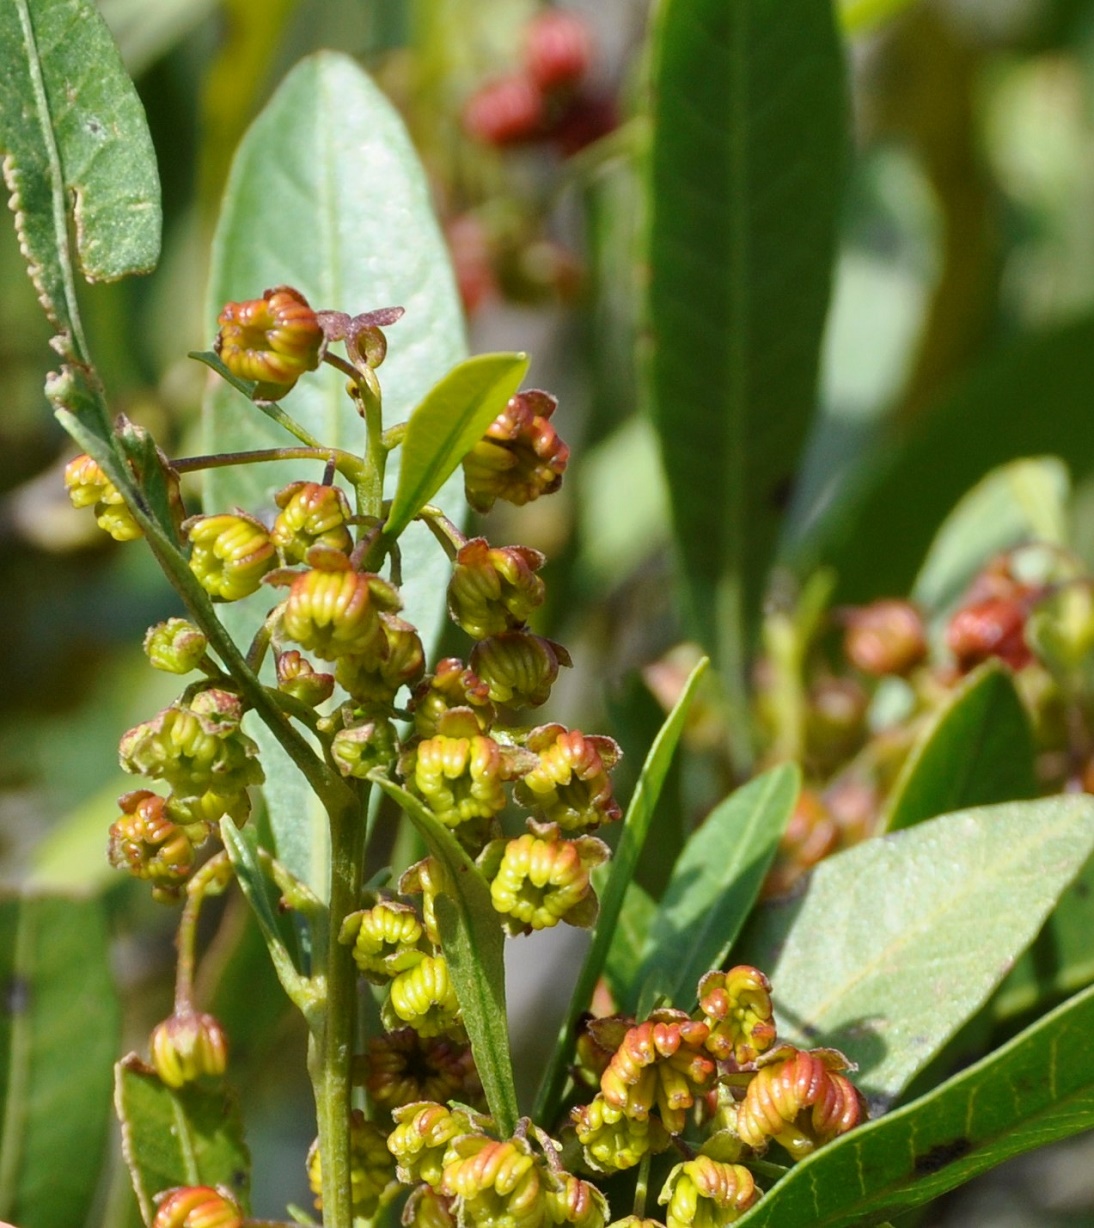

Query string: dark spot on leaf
[3,976,30,1014]
[87,119,103,135]
[1076,879,1090,900]
[913,1138,971,1176]
[769,474,795,512]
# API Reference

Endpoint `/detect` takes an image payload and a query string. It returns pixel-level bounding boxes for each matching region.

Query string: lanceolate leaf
[0,0,160,356]
[369,773,518,1137]
[880,662,1037,833]
[384,352,529,539]
[533,658,710,1123]
[734,981,1094,1227]
[202,51,465,894]
[0,893,119,1228]
[635,763,799,1015]
[644,0,845,727]
[115,1058,250,1222]
[739,796,1094,1109]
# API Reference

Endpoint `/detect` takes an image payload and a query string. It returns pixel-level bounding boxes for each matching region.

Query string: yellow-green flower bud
[150,1008,229,1088]
[470,632,571,709]
[388,1101,479,1187]
[516,725,622,832]
[484,826,608,933]
[307,1110,397,1219]
[546,1173,610,1228]
[144,619,208,674]
[271,480,354,561]
[364,1028,480,1112]
[340,900,428,981]
[571,1093,671,1173]
[439,1135,546,1228]
[152,1186,243,1228]
[462,390,570,514]
[411,659,496,739]
[165,787,250,832]
[405,734,514,843]
[184,512,275,601]
[108,790,201,902]
[386,954,461,1038]
[281,554,400,660]
[698,966,776,1067]
[216,285,323,396]
[275,649,335,706]
[399,857,447,946]
[336,614,425,705]
[657,1158,758,1228]
[405,1185,458,1228]
[447,538,546,639]
[331,717,398,780]
[64,453,141,541]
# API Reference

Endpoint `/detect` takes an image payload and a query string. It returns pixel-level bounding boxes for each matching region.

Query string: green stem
[634,1151,652,1219]
[175,853,232,1009]
[359,374,386,520]
[173,446,365,486]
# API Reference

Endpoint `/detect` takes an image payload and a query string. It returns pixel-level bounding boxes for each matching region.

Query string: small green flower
[470,632,571,709]
[280,554,400,660]
[275,649,335,706]
[698,966,776,1066]
[658,1158,759,1228]
[448,537,546,639]
[340,899,428,981]
[388,1101,480,1187]
[515,725,622,832]
[143,619,208,674]
[64,453,141,541]
[571,1094,671,1173]
[462,389,570,513]
[216,285,323,395]
[184,512,276,601]
[483,824,608,934]
[411,659,496,739]
[150,1008,229,1088]
[336,614,425,704]
[271,480,354,561]
[363,1028,480,1113]
[151,1186,243,1228]
[108,790,201,902]
[386,954,462,1038]
[440,1135,546,1228]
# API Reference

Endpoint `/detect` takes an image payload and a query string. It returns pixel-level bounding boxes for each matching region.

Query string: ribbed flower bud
[657,1158,759,1228]
[599,1012,716,1135]
[331,717,398,779]
[546,1173,609,1228]
[64,453,142,541]
[405,734,516,844]
[275,649,334,706]
[571,1094,670,1173]
[364,1028,480,1112]
[108,790,200,901]
[735,1044,867,1159]
[439,1135,546,1228]
[388,1101,479,1187]
[448,538,546,640]
[307,1110,397,1219]
[411,660,496,739]
[698,967,776,1066]
[405,1185,459,1228]
[386,954,462,1038]
[470,632,571,709]
[483,825,608,933]
[144,619,208,674]
[515,725,622,832]
[216,285,323,395]
[463,390,570,513]
[340,900,428,981]
[399,857,447,946]
[842,600,927,677]
[165,787,250,832]
[183,512,275,602]
[118,693,264,799]
[280,554,400,660]
[336,614,426,705]
[152,1186,243,1228]
[150,1009,229,1088]
[271,480,354,561]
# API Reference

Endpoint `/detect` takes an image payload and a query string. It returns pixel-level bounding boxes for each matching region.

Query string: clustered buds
[215,285,323,395]
[463,390,570,513]
[64,453,142,541]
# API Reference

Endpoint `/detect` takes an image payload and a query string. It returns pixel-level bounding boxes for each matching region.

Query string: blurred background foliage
[7,0,1094,1221]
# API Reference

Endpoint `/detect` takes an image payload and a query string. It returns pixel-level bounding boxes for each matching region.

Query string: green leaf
[635,763,799,1015]
[533,657,710,1124]
[115,1058,250,1222]
[734,980,1094,1227]
[0,893,119,1228]
[643,0,845,732]
[739,796,1094,1109]
[368,773,518,1137]
[604,881,658,1004]
[880,663,1038,833]
[0,0,160,353]
[384,352,530,539]
[202,51,465,894]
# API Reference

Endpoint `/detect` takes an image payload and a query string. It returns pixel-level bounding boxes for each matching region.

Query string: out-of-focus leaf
[635,763,799,1015]
[880,663,1037,833]
[533,658,710,1123]
[384,352,528,539]
[733,981,1094,1227]
[839,0,917,34]
[739,797,1094,1110]
[0,0,160,354]
[202,52,465,895]
[97,0,219,76]
[368,774,518,1137]
[644,0,845,733]
[115,1058,250,1221]
[604,881,658,1004]
[0,893,119,1228]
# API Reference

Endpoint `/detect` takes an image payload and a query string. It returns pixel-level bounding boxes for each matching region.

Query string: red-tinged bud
[947,596,1032,672]
[152,1185,242,1228]
[411,659,496,739]
[462,74,545,145]
[439,1135,546,1228]
[271,480,354,562]
[336,614,426,705]
[516,724,622,831]
[215,285,323,396]
[331,717,398,779]
[404,1185,458,1228]
[144,619,208,674]
[275,649,335,706]
[280,554,401,660]
[109,790,200,902]
[184,512,275,602]
[482,825,608,933]
[448,538,546,640]
[698,967,776,1066]
[403,734,518,845]
[471,631,571,709]
[600,1012,716,1135]
[572,1093,671,1173]
[64,453,142,541]
[307,1109,397,1218]
[364,1028,480,1112]
[843,600,927,677]
[736,1044,867,1159]
[388,1101,484,1186]
[546,1173,610,1228]
[762,788,839,900]
[523,10,593,91]
[340,900,428,981]
[462,390,570,513]
[386,954,462,1038]
[658,1157,759,1228]
[150,1009,229,1088]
